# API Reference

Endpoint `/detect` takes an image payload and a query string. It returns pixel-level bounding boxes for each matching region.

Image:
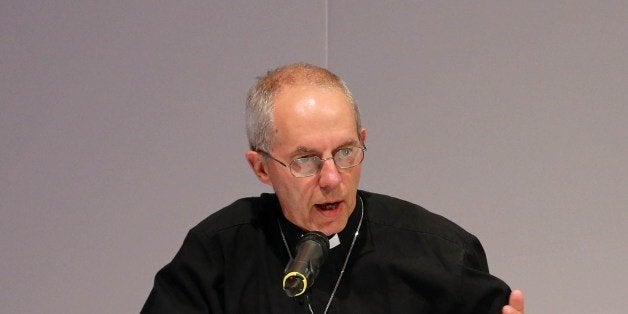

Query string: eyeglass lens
[289,147,364,177]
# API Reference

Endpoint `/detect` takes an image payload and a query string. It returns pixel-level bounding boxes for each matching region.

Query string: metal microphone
[282,231,330,297]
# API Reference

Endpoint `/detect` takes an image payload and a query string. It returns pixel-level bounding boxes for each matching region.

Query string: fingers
[510,290,524,311]
[502,289,524,314]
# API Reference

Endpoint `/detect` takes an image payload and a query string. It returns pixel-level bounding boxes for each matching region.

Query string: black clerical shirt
[142,190,510,313]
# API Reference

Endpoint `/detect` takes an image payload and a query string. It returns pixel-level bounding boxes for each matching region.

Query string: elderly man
[142,63,524,314]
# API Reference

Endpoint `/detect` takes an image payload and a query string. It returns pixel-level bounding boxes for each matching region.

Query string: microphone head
[282,231,330,297]
[282,273,306,298]
[298,231,330,255]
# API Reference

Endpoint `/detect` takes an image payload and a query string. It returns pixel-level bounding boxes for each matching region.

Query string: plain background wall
[1,1,626,313]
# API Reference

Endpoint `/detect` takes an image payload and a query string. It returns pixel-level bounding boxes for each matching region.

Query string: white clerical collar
[329,233,340,249]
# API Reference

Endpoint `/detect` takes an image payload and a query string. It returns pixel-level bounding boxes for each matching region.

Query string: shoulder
[359,190,478,246]
[189,193,279,238]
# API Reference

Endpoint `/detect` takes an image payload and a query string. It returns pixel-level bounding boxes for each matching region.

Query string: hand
[502,289,524,314]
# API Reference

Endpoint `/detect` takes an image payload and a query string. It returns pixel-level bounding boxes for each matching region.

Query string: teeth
[320,202,338,210]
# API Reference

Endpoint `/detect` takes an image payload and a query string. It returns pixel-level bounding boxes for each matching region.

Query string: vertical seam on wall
[324,0,329,67]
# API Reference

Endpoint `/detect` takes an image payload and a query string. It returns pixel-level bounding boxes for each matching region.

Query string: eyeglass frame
[257,145,367,178]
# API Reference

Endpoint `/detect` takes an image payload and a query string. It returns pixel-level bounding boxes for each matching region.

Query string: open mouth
[315,202,341,211]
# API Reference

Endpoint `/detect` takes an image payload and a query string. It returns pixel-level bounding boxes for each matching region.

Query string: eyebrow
[290,139,359,157]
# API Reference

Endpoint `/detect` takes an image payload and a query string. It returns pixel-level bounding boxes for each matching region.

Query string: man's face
[248,85,366,235]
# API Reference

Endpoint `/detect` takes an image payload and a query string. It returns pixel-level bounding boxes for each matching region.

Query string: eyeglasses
[258,146,367,178]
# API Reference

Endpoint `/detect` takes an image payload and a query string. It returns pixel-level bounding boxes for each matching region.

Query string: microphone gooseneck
[282,231,330,297]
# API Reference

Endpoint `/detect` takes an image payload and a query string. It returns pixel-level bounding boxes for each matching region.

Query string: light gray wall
[328,2,627,313]
[1,1,626,313]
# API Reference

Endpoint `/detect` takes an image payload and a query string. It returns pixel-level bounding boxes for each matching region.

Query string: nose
[318,158,341,188]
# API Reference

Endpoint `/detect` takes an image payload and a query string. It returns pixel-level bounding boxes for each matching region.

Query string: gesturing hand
[502,290,524,314]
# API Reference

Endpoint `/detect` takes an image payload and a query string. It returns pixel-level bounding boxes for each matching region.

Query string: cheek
[342,167,362,184]
[274,176,316,203]
[291,180,317,200]
[266,166,294,190]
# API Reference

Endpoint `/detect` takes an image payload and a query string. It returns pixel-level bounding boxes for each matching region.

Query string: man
[142,63,525,313]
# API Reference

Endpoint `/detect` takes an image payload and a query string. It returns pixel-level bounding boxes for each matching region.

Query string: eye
[336,148,353,158]
[294,155,315,164]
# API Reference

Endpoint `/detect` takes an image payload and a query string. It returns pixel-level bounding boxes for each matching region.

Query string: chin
[318,221,347,235]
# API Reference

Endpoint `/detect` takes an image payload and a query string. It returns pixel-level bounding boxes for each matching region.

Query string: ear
[245,151,272,185]
[359,128,367,144]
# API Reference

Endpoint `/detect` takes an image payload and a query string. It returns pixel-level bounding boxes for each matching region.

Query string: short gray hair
[245,63,361,152]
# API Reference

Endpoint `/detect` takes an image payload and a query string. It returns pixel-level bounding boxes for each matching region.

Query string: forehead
[271,85,357,152]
